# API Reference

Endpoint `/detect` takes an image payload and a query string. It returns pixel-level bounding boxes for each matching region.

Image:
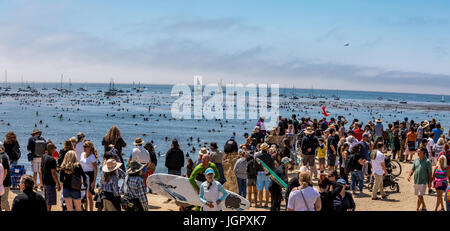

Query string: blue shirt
[432,128,443,143]
[358,141,369,160]
[374,123,383,137]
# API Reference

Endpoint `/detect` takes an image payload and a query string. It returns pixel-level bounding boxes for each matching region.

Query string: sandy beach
[4,155,443,211]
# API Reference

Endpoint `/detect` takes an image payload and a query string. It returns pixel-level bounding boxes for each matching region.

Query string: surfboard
[256,158,287,189]
[147,173,250,211]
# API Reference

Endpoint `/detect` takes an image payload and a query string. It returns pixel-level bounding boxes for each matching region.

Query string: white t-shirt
[75,142,84,161]
[287,186,320,211]
[372,150,385,175]
[131,146,150,164]
[79,153,97,172]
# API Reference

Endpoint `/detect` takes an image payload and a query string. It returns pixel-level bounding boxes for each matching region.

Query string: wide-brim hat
[126,161,144,174]
[102,159,122,173]
[209,142,218,150]
[31,129,42,135]
[375,118,382,123]
[422,120,429,127]
[77,132,85,138]
[133,137,144,145]
[304,127,314,135]
[199,147,209,155]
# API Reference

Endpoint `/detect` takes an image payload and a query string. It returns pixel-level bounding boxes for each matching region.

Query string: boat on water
[377,97,383,101]
[441,96,445,102]
[399,100,407,104]
[105,78,118,96]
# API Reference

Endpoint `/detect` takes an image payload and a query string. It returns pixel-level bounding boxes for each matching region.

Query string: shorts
[44,185,57,205]
[327,154,338,166]
[63,188,82,200]
[247,178,256,187]
[256,172,271,191]
[414,184,427,196]
[85,171,95,195]
[32,157,42,173]
[318,158,325,165]
[407,141,416,151]
[302,155,315,167]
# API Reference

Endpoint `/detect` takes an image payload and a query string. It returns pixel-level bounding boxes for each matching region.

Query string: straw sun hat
[102,159,122,173]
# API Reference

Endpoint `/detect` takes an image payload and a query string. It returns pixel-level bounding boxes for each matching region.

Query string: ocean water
[0,82,449,181]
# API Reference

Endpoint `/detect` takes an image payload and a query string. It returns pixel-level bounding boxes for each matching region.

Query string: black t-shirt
[11,189,47,212]
[286,175,300,200]
[102,137,126,154]
[60,165,86,190]
[1,153,11,187]
[41,154,57,186]
[327,136,338,155]
[353,153,364,171]
[278,121,286,136]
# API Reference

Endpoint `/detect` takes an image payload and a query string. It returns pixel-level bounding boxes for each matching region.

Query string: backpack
[34,138,46,158]
[9,143,21,161]
[247,155,257,177]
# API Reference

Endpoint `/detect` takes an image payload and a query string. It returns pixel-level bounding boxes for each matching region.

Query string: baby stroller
[368,174,399,193]
[368,155,400,193]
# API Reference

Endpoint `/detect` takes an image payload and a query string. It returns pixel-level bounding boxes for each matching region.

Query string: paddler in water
[198,168,228,211]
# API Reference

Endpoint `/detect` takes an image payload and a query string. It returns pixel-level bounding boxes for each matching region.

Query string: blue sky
[0,0,449,94]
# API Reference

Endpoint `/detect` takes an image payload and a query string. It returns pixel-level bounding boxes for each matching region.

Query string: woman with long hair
[60,151,86,211]
[98,159,123,211]
[58,139,74,169]
[4,132,21,165]
[79,140,98,211]
[432,155,449,211]
[102,126,126,170]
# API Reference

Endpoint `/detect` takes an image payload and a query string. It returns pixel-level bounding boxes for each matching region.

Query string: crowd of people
[0,115,449,212]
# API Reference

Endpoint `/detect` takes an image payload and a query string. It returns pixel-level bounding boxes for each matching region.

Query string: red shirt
[354,129,364,141]
[52,150,59,160]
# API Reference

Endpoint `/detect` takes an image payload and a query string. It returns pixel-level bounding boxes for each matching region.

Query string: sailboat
[4,70,12,91]
[308,85,317,99]
[290,84,298,100]
[105,78,118,96]
[441,96,445,103]
[333,89,340,100]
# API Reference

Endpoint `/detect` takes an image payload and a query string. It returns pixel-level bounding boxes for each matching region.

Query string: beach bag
[34,139,46,158]
[71,173,82,191]
[121,176,140,211]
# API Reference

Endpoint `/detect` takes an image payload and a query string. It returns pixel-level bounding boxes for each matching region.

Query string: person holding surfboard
[189,154,220,194]
[198,168,228,211]
[255,143,275,208]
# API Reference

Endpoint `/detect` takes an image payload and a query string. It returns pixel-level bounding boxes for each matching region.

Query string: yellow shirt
[317,145,326,158]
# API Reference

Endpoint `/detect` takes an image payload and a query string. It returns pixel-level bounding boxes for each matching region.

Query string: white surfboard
[147,173,250,211]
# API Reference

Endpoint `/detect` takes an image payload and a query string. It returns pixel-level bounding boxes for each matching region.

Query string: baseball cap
[204,168,215,175]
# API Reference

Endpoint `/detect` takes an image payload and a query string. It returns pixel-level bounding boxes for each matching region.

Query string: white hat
[102,159,122,173]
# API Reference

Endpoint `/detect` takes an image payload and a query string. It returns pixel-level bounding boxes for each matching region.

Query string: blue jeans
[351,170,364,192]
[237,178,247,198]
